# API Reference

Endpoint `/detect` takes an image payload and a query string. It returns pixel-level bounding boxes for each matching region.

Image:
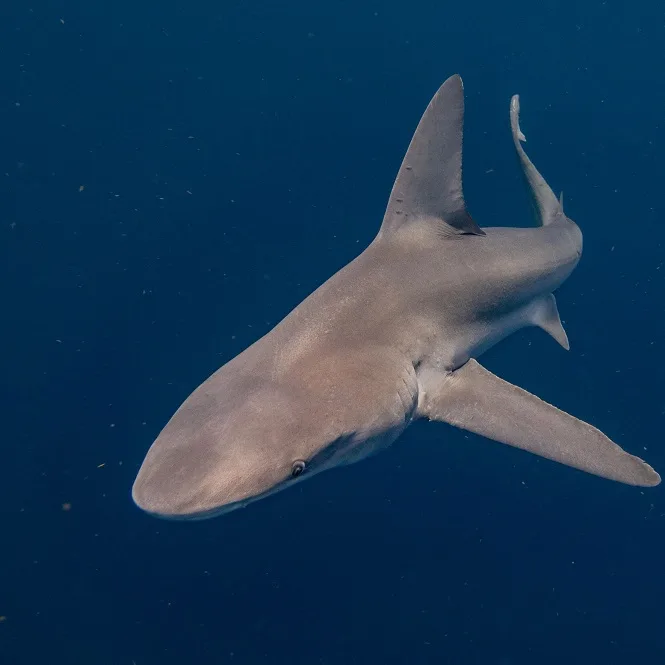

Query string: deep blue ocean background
[2,1,664,663]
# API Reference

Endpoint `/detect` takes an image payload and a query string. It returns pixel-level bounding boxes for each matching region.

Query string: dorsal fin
[379,75,485,240]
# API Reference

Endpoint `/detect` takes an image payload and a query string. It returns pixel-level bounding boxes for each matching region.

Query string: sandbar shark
[132,74,660,520]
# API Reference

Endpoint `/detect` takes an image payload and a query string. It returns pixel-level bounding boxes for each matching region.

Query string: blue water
[2,1,664,663]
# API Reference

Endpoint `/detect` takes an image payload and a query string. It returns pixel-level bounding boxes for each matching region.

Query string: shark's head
[132,347,412,520]
[132,381,348,520]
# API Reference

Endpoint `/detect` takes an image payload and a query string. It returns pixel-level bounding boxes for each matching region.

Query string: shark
[132,74,660,520]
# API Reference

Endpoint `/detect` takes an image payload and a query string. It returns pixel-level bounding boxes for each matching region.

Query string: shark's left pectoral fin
[418,359,660,487]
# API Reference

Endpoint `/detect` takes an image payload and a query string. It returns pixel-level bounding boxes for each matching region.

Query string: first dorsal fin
[379,75,485,239]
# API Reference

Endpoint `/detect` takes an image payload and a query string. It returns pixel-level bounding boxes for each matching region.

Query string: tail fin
[510,95,564,226]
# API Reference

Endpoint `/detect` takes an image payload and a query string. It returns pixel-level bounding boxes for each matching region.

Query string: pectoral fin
[417,359,660,487]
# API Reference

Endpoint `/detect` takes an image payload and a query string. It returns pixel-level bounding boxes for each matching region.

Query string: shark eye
[291,460,306,478]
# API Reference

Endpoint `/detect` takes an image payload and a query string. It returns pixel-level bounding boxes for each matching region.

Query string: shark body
[133,75,659,520]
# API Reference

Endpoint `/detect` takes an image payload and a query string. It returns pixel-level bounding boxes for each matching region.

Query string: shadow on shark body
[132,75,660,521]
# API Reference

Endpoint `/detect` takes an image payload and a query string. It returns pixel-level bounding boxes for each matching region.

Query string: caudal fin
[510,95,565,226]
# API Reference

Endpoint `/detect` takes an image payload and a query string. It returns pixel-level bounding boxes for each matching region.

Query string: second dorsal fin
[379,75,485,240]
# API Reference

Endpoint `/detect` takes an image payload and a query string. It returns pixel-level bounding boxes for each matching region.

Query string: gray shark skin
[132,75,660,521]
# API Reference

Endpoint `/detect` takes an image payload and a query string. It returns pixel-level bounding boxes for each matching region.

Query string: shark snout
[132,462,285,521]
[131,468,209,520]
[131,466,252,521]
[132,479,245,520]
[131,438,236,520]
[132,424,294,520]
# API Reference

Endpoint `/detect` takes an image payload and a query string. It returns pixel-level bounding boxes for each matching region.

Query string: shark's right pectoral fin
[417,359,660,487]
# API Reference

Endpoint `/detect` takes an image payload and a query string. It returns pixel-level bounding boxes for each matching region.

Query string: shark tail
[510,95,565,227]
